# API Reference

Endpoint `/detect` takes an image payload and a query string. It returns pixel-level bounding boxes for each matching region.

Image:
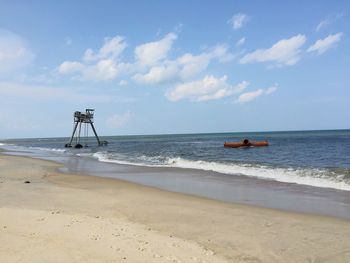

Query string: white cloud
[228,13,249,30]
[82,59,119,81]
[83,36,127,61]
[235,84,278,103]
[265,85,278,94]
[208,44,235,63]
[58,35,128,81]
[166,75,248,102]
[177,53,211,79]
[316,13,343,31]
[0,29,34,73]
[236,37,246,47]
[240,34,306,66]
[58,61,85,74]
[133,63,179,84]
[59,33,177,82]
[195,89,229,101]
[134,33,177,66]
[307,32,343,55]
[58,32,235,85]
[235,89,264,103]
[316,20,331,32]
[59,59,127,81]
[134,44,234,85]
[234,80,250,93]
[106,111,132,128]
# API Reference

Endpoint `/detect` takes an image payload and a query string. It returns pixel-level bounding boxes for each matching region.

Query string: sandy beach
[1,153,350,263]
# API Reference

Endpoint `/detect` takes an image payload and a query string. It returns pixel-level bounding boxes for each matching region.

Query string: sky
[0,0,349,138]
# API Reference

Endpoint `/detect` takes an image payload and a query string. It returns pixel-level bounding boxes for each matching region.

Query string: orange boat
[224,139,269,148]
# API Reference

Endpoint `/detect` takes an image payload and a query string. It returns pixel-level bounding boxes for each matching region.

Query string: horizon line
[1,128,350,141]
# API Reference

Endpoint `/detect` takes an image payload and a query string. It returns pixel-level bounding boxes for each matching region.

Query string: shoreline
[1,153,350,262]
[3,147,350,219]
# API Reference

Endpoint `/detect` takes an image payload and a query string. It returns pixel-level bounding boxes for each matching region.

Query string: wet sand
[1,153,350,262]
[59,155,350,219]
[5,147,350,220]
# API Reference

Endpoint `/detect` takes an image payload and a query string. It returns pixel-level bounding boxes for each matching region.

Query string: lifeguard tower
[65,109,108,148]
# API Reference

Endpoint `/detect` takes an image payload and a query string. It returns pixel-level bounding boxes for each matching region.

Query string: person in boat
[242,138,251,146]
[224,138,269,148]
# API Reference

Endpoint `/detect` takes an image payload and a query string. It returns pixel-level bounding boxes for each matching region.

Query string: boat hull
[224,140,269,148]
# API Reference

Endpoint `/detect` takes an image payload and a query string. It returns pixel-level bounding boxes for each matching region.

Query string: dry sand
[0,154,350,262]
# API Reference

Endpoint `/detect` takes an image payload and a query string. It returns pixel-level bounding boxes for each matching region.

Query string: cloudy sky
[0,1,349,138]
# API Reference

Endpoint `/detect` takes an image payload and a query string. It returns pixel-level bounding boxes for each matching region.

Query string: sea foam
[92,152,350,191]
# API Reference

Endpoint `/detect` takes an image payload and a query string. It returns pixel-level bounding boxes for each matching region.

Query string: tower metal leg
[89,122,101,146]
[74,122,83,148]
[65,122,79,147]
[77,122,82,144]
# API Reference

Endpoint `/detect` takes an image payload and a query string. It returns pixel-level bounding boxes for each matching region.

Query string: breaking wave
[92,152,350,191]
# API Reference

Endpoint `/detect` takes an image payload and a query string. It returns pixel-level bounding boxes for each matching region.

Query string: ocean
[1,130,350,191]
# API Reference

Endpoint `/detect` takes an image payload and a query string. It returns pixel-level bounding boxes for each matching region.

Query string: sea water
[2,130,350,191]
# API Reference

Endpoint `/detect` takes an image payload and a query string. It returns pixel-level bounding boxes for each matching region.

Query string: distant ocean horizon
[2,128,350,140]
[1,129,350,192]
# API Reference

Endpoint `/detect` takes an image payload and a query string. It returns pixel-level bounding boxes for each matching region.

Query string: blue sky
[0,0,349,138]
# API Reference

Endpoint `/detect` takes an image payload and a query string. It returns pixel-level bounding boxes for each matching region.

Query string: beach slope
[0,154,349,262]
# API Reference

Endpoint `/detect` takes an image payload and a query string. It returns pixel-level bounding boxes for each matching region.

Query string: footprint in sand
[50,210,60,215]
[90,234,101,240]
[172,242,180,248]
